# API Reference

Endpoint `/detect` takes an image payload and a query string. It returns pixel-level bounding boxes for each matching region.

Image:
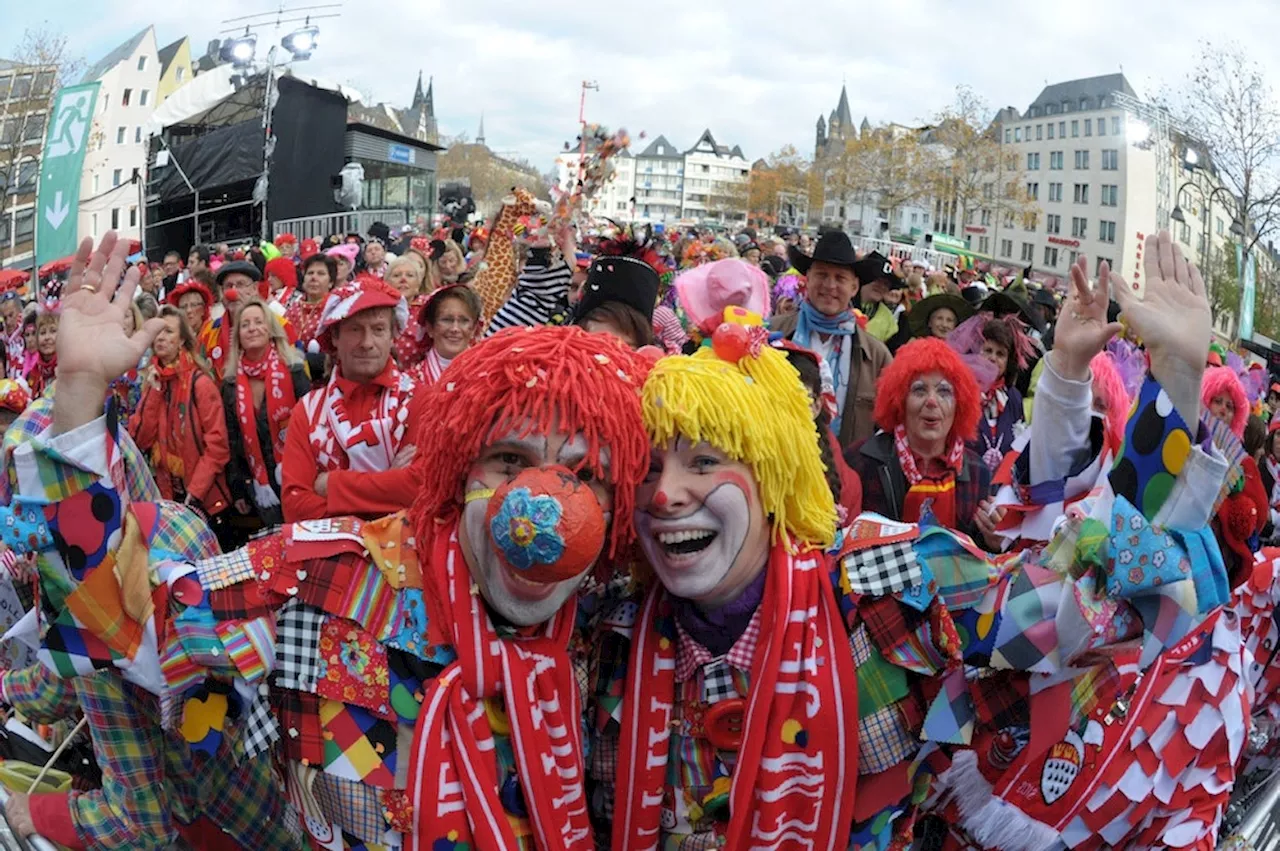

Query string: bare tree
[746,145,812,228]
[917,86,1037,237]
[822,127,926,233]
[0,28,83,261]
[1174,43,1280,253]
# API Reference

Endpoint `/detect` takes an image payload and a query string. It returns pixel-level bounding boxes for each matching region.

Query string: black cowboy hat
[908,293,974,338]
[574,255,660,324]
[787,230,857,275]
[1030,287,1059,312]
[982,279,1046,334]
[852,251,905,290]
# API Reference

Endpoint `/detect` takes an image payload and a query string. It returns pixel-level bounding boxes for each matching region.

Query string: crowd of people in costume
[0,191,1275,851]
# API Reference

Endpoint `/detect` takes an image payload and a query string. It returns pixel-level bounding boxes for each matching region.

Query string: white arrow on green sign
[36,82,100,267]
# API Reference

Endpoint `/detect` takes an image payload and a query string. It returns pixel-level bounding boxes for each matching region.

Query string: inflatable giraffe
[471,187,546,329]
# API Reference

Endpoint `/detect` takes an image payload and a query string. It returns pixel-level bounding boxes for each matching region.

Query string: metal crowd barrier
[0,785,57,851]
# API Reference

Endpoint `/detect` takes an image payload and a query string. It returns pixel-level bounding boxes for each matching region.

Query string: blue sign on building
[388,143,414,165]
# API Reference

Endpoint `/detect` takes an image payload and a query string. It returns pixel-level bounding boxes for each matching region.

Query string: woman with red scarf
[221,297,309,529]
[285,254,335,379]
[128,306,232,538]
[21,311,58,400]
[846,336,998,548]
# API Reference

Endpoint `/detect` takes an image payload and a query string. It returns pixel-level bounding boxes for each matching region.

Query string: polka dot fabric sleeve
[1109,377,1193,520]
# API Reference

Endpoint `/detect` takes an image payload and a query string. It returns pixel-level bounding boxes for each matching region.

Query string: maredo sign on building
[1047,236,1080,248]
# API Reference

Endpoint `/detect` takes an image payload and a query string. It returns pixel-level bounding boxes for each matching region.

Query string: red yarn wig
[408,325,650,560]
[873,337,982,442]
[1201,365,1249,438]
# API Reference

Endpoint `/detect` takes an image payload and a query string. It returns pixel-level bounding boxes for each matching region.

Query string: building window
[1049,151,1063,169]
[176,67,185,83]
[111,208,120,229]
[1026,182,1039,200]
[93,174,100,193]
[1073,183,1090,204]
[1059,120,1066,138]
[1027,152,1040,170]
[1034,124,1042,140]
[15,160,37,193]
[1046,214,1061,234]
[1044,246,1059,267]
[116,126,126,144]
[1047,123,1055,140]
[1084,118,1093,136]
[1023,212,1038,231]
[112,168,122,186]
[1112,116,1120,135]
[979,236,990,254]
[1074,150,1090,169]
[700,164,709,173]
[1068,250,1079,267]
[982,182,993,200]
[11,76,31,100]
[1001,239,1013,257]
[1049,182,1063,202]
[1004,128,1012,143]
[1021,242,1035,262]
[1024,125,1031,139]
[129,206,137,227]
[139,89,149,106]
[14,210,34,243]
[122,88,132,106]
[137,56,147,71]
[135,126,142,143]
[980,209,992,226]
[1015,127,1022,142]
[1101,149,1118,170]
[22,113,45,143]
[1096,257,1113,275]
[1071,120,1079,137]
[1098,117,1107,136]
[1101,184,1118,206]
[1178,221,1191,243]
[1217,218,1225,236]
[1072,216,1087,238]
[1099,220,1117,243]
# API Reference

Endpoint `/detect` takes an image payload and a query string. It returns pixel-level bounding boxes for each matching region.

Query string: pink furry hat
[1201,365,1249,437]
[1090,352,1131,451]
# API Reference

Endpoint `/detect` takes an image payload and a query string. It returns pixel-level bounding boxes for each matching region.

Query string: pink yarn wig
[1090,352,1131,451]
[1201,365,1249,437]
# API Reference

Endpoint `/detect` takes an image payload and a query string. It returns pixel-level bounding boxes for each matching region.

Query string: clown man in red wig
[0,232,650,849]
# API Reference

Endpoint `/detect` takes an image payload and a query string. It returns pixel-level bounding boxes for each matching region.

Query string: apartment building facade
[0,60,58,269]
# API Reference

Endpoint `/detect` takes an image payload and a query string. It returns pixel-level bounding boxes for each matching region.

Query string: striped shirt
[485,260,571,336]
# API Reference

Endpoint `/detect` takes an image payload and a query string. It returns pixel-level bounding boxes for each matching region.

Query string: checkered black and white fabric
[240,689,280,759]
[276,600,324,692]
[701,658,739,705]
[843,539,921,597]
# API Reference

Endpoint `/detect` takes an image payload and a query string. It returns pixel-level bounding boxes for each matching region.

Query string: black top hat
[574,255,660,324]
[786,230,857,275]
[852,251,905,289]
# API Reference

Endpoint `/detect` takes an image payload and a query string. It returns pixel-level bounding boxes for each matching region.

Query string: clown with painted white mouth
[589,260,1231,851]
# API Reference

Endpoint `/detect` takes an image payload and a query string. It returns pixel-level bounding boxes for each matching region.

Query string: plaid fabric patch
[674,606,761,681]
[853,625,909,718]
[860,595,926,657]
[239,690,279,759]
[970,671,1030,730]
[208,578,274,621]
[858,703,917,775]
[844,539,921,597]
[313,768,389,844]
[276,599,324,692]
[298,553,361,614]
[274,688,324,764]
[194,547,257,592]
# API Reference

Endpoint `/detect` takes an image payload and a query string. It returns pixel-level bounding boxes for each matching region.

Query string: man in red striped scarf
[10,231,651,849]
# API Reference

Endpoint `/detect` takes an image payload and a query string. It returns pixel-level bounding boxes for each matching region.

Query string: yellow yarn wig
[642,335,837,549]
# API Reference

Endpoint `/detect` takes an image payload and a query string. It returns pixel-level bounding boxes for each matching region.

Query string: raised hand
[1113,230,1212,426]
[53,232,166,434]
[1051,253,1124,381]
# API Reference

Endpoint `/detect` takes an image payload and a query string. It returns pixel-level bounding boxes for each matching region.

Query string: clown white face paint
[459,417,613,626]
[636,438,770,609]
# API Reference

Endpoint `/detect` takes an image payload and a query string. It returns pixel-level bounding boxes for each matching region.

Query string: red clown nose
[485,467,606,584]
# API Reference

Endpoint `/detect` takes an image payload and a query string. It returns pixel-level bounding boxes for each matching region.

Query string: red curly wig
[1201,365,1249,438]
[873,337,982,442]
[408,325,651,562]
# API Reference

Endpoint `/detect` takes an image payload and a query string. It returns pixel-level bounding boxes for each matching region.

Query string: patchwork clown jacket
[924,373,1277,849]
[587,375,1231,851]
[4,413,599,851]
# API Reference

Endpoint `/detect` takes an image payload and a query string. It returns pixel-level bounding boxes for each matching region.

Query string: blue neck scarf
[793,300,858,433]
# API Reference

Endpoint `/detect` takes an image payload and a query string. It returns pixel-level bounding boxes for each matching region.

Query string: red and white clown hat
[315,275,409,352]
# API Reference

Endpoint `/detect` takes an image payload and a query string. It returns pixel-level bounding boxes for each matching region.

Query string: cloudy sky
[5,0,1280,170]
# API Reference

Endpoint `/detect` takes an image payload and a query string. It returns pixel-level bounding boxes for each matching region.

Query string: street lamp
[1171,205,1186,223]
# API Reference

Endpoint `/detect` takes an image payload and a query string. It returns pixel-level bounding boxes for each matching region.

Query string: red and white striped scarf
[407,523,593,850]
[235,346,297,508]
[304,365,413,472]
[613,538,859,851]
[417,348,452,386]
